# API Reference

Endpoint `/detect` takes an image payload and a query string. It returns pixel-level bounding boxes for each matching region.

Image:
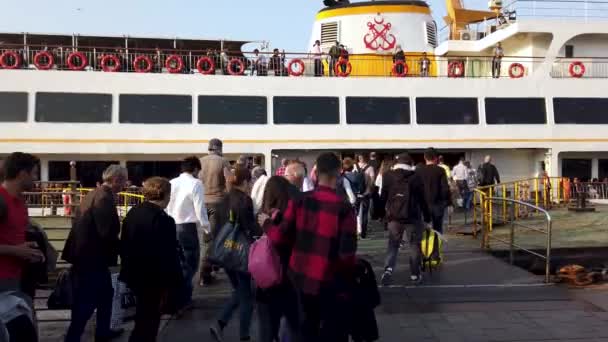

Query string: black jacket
[416,164,451,208]
[479,162,501,186]
[349,258,380,341]
[380,167,431,223]
[119,201,182,291]
[63,186,120,269]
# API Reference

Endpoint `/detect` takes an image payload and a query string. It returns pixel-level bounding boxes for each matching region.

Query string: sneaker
[410,274,423,285]
[381,270,393,286]
[210,322,224,342]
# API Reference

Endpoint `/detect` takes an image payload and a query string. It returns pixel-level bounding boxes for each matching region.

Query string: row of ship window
[0,92,606,125]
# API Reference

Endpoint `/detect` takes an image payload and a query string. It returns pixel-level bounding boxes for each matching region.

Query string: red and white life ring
[34,51,54,70]
[100,54,121,72]
[392,60,408,77]
[448,61,464,78]
[508,63,525,78]
[569,61,585,78]
[67,51,88,71]
[227,58,245,75]
[0,51,21,69]
[133,55,153,73]
[165,55,184,73]
[196,56,215,75]
[335,59,352,77]
[287,59,305,76]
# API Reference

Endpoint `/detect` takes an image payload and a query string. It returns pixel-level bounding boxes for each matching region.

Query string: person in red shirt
[0,152,44,286]
[261,152,357,341]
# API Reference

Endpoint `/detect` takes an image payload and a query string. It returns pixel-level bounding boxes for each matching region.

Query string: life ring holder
[165,55,184,73]
[334,59,352,77]
[448,60,464,78]
[0,51,21,69]
[508,63,525,78]
[33,51,54,70]
[392,60,408,77]
[287,59,305,76]
[196,56,215,75]
[227,58,245,76]
[100,54,121,72]
[133,55,153,73]
[67,51,88,71]
[569,61,585,78]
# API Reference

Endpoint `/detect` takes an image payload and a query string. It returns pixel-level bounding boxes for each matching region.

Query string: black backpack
[385,170,411,222]
[345,165,369,195]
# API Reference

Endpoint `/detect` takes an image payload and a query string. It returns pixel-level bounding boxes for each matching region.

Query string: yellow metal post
[534,178,539,209]
[502,184,507,223]
[515,182,519,219]
[489,187,493,232]
[473,192,477,237]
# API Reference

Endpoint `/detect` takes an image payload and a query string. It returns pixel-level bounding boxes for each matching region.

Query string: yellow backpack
[421,229,443,271]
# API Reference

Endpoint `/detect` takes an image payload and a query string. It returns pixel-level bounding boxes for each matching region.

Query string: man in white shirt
[310,40,323,76]
[167,156,209,306]
[452,157,469,207]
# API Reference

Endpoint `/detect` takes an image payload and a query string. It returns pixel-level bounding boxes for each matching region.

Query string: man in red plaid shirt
[262,152,357,341]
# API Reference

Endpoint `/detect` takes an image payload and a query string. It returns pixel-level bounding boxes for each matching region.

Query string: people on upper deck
[251,49,267,76]
[492,42,504,78]
[310,40,323,77]
[419,52,431,77]
[393,45,406,75]
[328,41,341,77]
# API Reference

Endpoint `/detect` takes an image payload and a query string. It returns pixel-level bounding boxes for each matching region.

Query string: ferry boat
[1,0,608,186]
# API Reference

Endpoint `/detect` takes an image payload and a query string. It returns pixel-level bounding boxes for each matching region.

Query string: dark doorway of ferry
[340,151,465,168]
[49,161,118,187]
[562,159,592,181]
[126,161,181,186]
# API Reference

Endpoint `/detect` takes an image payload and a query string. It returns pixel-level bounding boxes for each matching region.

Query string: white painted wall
[559,34,608,57]
[310,11,436,54]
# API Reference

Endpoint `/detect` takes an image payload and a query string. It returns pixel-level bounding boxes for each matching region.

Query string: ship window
[126,161,182,186]
[485,98,547,124]
[426,21,438,48]
[553,98,608,124]
[119,95,192,124]
[198,96,267,124]
[346,97,410,124]
[273,96,339,124]
[565,45,574,58]
[416,98,479,124]
[0,92,28,122]
[35,92,112,123]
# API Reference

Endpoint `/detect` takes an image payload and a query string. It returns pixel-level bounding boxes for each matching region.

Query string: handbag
[47,268,74,310]
[209,210,251,273]
[248,235,282,289]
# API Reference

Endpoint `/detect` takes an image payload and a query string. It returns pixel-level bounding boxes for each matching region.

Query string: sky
[0,0,485,52]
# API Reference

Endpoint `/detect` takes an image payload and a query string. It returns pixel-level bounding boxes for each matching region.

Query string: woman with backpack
[210,166,261,342]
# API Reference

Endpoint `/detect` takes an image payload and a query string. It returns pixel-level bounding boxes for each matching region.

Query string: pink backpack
[248,235,283,289]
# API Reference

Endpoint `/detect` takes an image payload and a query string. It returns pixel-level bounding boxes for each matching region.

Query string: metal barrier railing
[481,197,553,283]
[571,182,608,200]
[473,177,568,234]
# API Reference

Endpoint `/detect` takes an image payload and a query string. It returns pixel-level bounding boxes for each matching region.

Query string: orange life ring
[508,63,525,78]
[448,61,464,78]
[335,59,352,77]
[227,58,245,75]
[196,56,215,75]
[34,51,54,70]
[0,51,21,69]
[165,55,184,73]
[67,51,88,71]
[569,61,585,78]
[100,54,121,72]
[133,55,153,73]
[287,59,305,76]
[392,60,408,77]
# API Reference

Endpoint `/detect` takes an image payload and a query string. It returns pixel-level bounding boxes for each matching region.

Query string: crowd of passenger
[0,141,510,342]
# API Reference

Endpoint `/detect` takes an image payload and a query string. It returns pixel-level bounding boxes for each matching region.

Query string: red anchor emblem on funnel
[363,15,397,51]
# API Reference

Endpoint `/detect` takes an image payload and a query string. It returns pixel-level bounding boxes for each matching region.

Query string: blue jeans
[65,267,113,342]
[219,270,254,339]
[176,223,199,305]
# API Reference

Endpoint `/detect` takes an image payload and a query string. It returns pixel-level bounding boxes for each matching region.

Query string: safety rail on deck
[481,197,553,283]
[504,0,608,21]
[572,182,608,200]
[472,177,568,235]
[1,45,597,78]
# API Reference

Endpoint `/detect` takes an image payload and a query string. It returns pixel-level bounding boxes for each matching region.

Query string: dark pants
[358,197,370,238]
[296,292,349,342]
[329,58,337,76]
[65,267,113,342]
[201,201,226,282]
[6,315,37,342]
[176,223,198,304]
[129,287,163,342]
[431,204,446,234]
[219,270,254,339]
[314,59,323,77]
[384,221,423,277]
[257,284,299,342]
[492,58,502,78]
